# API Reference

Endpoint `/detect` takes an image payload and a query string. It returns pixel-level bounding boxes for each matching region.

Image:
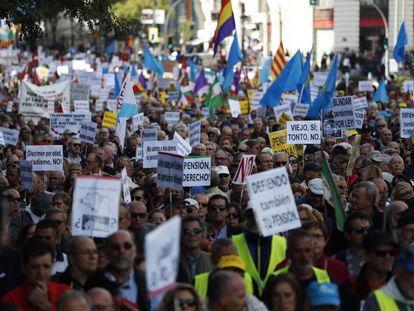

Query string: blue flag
[374,78,389,103]
[143,45,163,76]
[131,65,138,79]
[394,21,408,63]
[223,34,243,91]
[260,50,303,107]
[188,59,198,82]
[307,54,339,117]
[105,41,116,55]
[113,72,121,99]
[260,57,272,84]
[297,50,312,104]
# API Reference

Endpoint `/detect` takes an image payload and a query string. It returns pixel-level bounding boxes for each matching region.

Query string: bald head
[87,288,115,311]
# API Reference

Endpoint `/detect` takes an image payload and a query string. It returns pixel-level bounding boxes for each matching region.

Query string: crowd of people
[0,47,414,311]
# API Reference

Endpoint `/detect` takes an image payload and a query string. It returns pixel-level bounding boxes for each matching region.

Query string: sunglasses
[183,227,203,236]
[73,143,81,147]
[110,242,134,251]
[228,213,239,219]
[209,205,226,212]
[177,299,196,308]
[274,161,287,167]
[131,212,147,219]
[325,141,335,145]
[374,250,396,258]
[351,227,370,234]
[289,160,298,164]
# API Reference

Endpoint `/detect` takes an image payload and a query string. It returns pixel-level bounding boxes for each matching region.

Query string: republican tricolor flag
[212,0,236,56]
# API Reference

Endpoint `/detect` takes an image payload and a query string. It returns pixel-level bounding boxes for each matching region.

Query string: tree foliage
[0,0,121,43]
[112,0,170,22]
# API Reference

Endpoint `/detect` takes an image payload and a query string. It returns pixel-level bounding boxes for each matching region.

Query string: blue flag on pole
[307,54,339,117]
[260,50,303,107]
[105,41,116,55]
[223,34,243,91]
[260,57,272,84]
[297,50,312,104]
[374,78,389,103]
[394,21,408,63]
[113,72,121,99]
[143,45,163,76]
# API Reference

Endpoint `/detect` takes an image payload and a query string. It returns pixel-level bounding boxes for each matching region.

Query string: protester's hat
[31,192,52,214]
[360,124,373,132]
[396,246,414,272]
[344,129,358,138]
[63,129,76,135]
[400,102,408,108]
[332,145,348,156]
[215,166,230,176]
[372,154,392,164]
[306,282,340,307]
[392,182,414,201]
[382,172,394,184]
[398,208,414,228]
[216,255,246,271]
[184,198,200,210]
[362,230,397,251]
[308,178,324,196]
[206,187,229,202]
[303,162,321,172]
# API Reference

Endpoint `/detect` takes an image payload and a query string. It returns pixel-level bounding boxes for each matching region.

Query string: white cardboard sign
[400,108,414,138]
[273,103,293,121]
[50,113,91,139]
[157,152,184,190]
[121,168,131,203]
[79,121,98,144]
[358,80,373,92]
[71,175,121,238]
[233,155,256,185]
[20,160,33,190]
[246,167,301,236]
[352,96,368,110]
[26,145,63,171]
[0,128,19,145]
[143,141,178,168]
[292,103,309,118]
[164,112,180,126]
[332,96,355,130]
[354,110,365,129]
[141,128,157,142]
[145,216,181,298]
[182,156,211,187]
[173,132,192,156]
[189,121,201,148]
[286,121,321,145]
[74,100,90,113]
[228,99,241,117]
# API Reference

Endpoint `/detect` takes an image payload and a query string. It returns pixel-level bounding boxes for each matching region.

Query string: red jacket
[1,282,70,311]
[315,253,349,285]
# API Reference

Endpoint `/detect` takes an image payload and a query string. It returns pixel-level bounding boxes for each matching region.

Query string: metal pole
[369,1,389,77]
[163,0,185,51]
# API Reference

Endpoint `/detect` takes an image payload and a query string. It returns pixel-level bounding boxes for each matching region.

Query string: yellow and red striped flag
[270,42,286,80]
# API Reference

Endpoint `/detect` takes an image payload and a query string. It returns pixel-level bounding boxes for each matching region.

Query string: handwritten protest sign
[0,128,19,145]
[143,141,178,168]
[246,167,301,236]
[286,121,321,145]
[173,132,192,156]
[74,100,90,113]
[233,155,256,185]
[157,152,184,190]
[26,145,63,171]
[332,96,355,130]
[71,176,121,238]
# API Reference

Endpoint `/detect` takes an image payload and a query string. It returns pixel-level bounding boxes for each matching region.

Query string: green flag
[321,151,345,231]
[205,78,224,114]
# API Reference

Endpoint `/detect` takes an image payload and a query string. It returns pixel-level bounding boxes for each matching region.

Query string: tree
[0,0,120,44]
[112,0,170,23]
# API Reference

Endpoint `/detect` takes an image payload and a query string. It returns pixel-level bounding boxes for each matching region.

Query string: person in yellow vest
[232,207,286,293]
[304,281,340,311]
[269,229,330,301]
[363,246,414,311]
[194,238,258,298]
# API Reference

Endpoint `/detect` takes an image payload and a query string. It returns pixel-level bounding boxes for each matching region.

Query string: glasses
[183,227,203,236]
[228,213,239,219]
[274,161,287,167]
[177,299,196,308]
[351,227,370,234]
[289,160,298,165]
[77,249,98,256]
[133,196,142,201]
[73,143,81,147]
[131,212,147,219]
[209,205,226,212]
[324,141,335,146]
[110,242,134,251]
[374,250,396,258]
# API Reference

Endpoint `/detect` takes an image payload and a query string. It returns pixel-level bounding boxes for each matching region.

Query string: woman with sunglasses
[158,283,203,311]
[226,205,241,230]
[288,155,303,182]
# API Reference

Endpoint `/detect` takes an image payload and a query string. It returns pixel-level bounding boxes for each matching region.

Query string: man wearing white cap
[215,166,231,197]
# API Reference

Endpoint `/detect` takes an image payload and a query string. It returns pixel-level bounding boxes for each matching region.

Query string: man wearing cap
[372,154,391,173]
[305,282,340,311]
[340,230,396,310]
[364,246,414,310]
[184,198,200,216]
[215,166,231,196]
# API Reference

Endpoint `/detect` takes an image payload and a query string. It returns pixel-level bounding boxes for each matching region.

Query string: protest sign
[141,128,157,142]
[102,111,117,127]
[19,160,33,190]
[256,106,266,118]
[313,72,328,87]
[0,132,4,146]
[99,88,110,100]
[358,80,373,92]
[26,145,63,171]
[321,109,342,137]
[143,141,178,168]
[47,101,55,114]
[0,127,19,145]
[182,156,211,187]
[50,113,91,139]
[132,113,144,132]
[121,168,131,203]
[400,108,414,138]
[189,121,201,147]
[106,100,117,112]
[233,155,256,185]
[352,96,368,110]
[164,112,180,126]
[95,100,104,112]
[71,176,121,238]
[157,152,184,190]
[292,103,309,118]
[268,130,302,156]
[70,84,90,101]
[74,100,90,113]
[6,101,13,113]
[332,96,355,130]
[145,216,181,298]
[286,121,321,145]
[19,80,71,121]
[79,121,98,144]
[168,92,180,101]
[353,110,365,129]
[402,80,414,93]
[136,147,143,160]
[246,167,301,236]
[273,103,293,121]
[228,99,241,117]
[251,92,263,110]
[239,100,250,114]
[174,132,192,156]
